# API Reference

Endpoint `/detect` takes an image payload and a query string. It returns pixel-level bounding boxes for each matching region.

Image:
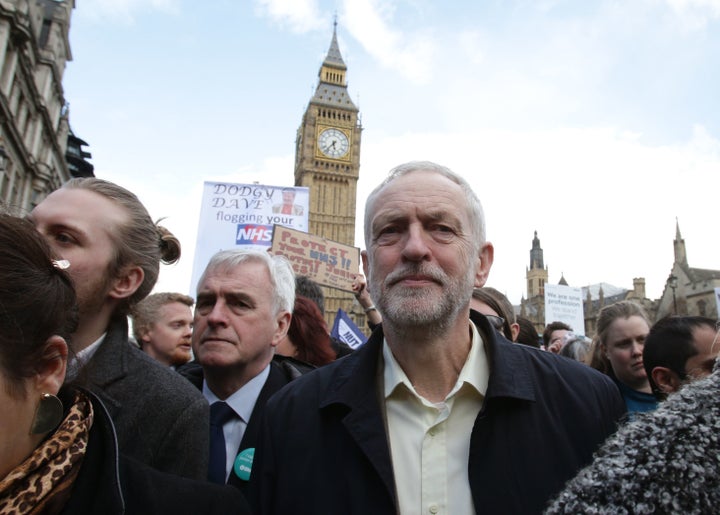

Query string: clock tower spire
[294,23,363,324]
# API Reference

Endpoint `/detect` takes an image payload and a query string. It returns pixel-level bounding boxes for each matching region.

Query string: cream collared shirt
[383,321,488,515]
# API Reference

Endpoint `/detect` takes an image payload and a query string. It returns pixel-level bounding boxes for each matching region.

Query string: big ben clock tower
[295,23,363,325]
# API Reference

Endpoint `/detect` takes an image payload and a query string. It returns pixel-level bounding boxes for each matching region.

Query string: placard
[271,225,359,292]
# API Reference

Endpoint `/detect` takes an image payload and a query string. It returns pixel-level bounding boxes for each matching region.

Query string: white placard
[189,182,309,295]
[544,283,585,335]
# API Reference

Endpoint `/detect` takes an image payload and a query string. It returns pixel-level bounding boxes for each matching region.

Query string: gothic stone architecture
[0,0,90,214]
[654,222,720,320]
[520,223,717,338]
[294,25,364,328]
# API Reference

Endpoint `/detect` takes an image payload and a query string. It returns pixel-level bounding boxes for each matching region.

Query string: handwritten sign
[271,225,359,292]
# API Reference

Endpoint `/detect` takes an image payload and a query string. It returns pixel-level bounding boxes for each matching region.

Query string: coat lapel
[82,317,131,419]
[320,332,397,504]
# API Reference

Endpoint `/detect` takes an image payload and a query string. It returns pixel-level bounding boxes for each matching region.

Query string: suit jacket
[60,388,249,515]
[250,312,626,515]
[180,355,313,493]
[82,317,209,480]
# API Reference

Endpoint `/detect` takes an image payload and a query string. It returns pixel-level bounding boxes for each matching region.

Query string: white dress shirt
[383,321,489,515]
[202,364,270,481]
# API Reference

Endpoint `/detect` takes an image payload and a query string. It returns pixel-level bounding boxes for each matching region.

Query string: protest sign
[544,283,585,334]
[271,225,359,292]
[190,182,309,294]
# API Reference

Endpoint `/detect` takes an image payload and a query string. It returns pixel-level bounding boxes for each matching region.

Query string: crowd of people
[0,163,718,514]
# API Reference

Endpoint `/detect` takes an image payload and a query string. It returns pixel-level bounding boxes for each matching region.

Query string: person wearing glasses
[470,286,520,342]
[643,315,720,400]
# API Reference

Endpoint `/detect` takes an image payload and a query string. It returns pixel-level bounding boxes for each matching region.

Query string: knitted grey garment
[546,361,720,514]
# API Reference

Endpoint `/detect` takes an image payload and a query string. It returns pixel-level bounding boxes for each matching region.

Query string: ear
[108,266,144,300]
[651,367,681,395]
[474,242,494,288]
[34,336,68,396]
[600,342,609,360]
[270,311,292,348]
[137,328,151,346]
[510,322,520,342]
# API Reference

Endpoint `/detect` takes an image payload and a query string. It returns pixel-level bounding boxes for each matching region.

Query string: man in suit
[29,178,209,480]
[250,161,626,514]
[186,248,310,492]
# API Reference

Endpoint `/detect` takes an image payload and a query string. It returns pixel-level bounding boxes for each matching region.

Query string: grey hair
[198,249,295,314]
[363,161,486,250]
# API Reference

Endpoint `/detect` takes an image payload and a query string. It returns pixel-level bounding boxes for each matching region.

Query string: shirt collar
[382,320,489,402]
[66,332,107,380]
[202,364,271,423]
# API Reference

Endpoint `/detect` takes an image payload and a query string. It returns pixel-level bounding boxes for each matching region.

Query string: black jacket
[82,317,209,479]
[60,390,249,515]
[179,354,314,493]
[250,312,626,514]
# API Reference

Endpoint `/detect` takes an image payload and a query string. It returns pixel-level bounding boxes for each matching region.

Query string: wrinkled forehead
[198,258,270,292]
[364,170,473,233]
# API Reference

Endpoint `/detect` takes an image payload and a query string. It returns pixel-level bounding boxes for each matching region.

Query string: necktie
[208,401,235,484]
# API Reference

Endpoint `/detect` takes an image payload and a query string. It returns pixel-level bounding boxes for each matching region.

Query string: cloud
[663,0,720,29]
[75,0,180,23]
[352,124,720,303]
[342,0,436,83]
[140,155,296,295]
[254,0,327,33]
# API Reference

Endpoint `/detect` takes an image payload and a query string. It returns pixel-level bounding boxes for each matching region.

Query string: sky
[62,0,720,305]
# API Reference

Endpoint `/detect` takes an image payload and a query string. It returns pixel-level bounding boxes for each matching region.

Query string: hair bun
[157,224,181,265]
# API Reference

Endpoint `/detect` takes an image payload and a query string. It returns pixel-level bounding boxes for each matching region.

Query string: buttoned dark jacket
[249,312,626,514]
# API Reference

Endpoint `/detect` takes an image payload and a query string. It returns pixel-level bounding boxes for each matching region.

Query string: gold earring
[30,393,63,435]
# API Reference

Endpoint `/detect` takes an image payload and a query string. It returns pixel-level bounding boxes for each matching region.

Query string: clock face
[318,128,350,159]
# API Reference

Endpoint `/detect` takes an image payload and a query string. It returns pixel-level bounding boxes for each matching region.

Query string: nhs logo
[236,224,273,246]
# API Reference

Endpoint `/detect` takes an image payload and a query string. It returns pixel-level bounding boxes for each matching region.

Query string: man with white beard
[250,161,625,515]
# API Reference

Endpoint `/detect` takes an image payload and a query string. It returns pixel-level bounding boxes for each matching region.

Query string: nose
[205,301,229,327]
[401,224,431,261]
[632,340,643,356]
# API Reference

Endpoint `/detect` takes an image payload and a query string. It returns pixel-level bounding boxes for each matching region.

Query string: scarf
[0,390,93,515]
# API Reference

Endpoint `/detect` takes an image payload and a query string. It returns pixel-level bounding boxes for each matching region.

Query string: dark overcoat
[250,312,626,514]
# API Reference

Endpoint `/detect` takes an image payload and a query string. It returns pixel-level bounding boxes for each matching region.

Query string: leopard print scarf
[0,390,93,515]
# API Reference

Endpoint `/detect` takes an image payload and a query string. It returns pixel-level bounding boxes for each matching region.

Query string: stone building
[294,23,365,328]
[520,224,718,338]
[0,0,89,215]
[654,221,720,320]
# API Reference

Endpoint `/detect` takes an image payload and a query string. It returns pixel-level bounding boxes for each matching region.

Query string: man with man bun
[30,178,209,480]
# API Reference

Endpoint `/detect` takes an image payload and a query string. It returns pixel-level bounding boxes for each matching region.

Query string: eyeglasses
[485,314,505,332]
